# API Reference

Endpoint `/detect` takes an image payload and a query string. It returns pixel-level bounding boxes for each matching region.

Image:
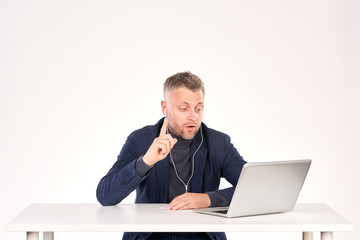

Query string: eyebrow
[178,102,204,106]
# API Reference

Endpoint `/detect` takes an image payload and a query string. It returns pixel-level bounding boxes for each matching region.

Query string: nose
[187,109,197,121]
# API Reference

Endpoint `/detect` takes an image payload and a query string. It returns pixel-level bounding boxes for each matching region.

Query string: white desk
[7,203,353,240]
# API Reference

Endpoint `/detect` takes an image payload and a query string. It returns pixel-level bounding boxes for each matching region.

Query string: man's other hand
[167,193,211,210]
[143,118,177,166]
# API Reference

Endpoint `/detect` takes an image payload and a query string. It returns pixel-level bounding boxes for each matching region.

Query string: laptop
[195,159,311,218]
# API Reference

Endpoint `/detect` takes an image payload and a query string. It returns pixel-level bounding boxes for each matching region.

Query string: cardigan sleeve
[212,134,247,205]
[96,134,150,206]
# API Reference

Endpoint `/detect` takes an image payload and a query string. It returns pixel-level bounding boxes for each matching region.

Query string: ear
[161,100,167,117]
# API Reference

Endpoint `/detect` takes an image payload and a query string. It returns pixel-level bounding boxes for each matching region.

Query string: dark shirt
[167,133,192,202]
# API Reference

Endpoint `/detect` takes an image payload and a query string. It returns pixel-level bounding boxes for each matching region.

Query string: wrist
[203,193,211,208]
[142,155,155,167]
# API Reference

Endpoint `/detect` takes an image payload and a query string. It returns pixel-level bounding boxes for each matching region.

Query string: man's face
[163,87,204,140]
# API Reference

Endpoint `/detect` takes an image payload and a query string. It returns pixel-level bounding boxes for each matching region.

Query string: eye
[196,106,203,112]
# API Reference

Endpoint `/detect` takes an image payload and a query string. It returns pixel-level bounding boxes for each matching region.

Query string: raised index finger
[159,118,168,137]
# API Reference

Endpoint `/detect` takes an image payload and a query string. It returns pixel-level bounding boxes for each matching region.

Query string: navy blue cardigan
[97,118,246,240]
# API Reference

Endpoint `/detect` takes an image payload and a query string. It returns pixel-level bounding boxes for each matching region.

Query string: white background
[1,0,359,239]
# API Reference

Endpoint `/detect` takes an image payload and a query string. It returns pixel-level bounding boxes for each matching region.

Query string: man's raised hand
[143,118,177,166]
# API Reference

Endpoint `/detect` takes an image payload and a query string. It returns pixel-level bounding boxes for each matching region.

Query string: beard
[167,121,200,140]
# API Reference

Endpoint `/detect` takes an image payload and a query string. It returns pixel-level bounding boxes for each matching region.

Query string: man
[96,71,246,240]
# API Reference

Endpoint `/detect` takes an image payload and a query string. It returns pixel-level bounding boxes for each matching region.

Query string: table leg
[44,232,54,240]
[303,232,313,240]
[27,232,39,240]
[321,232,333,240]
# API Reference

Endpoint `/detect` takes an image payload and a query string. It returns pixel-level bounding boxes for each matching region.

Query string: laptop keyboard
[214,210,228,214]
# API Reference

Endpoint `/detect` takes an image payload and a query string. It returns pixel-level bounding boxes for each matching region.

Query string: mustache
[183,122,198,126]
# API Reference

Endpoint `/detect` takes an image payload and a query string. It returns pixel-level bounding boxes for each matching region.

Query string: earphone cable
[167,126,203,193]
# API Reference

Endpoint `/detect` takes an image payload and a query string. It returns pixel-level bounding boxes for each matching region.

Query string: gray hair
[163,71,205,98]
